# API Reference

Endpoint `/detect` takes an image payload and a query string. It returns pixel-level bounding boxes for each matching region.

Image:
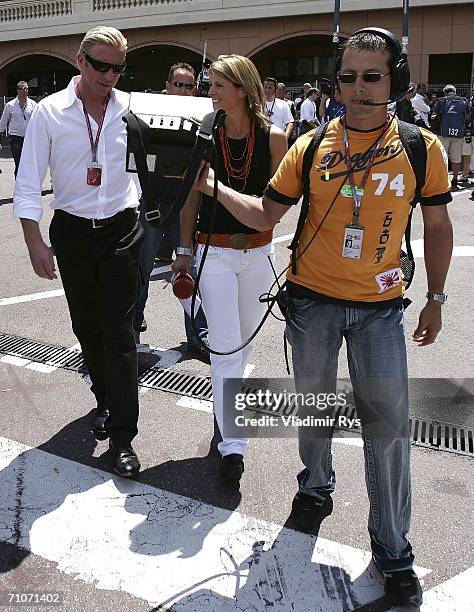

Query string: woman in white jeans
[173,55,287,483]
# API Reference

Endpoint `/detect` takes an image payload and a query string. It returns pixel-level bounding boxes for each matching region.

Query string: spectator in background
[294,83,312,110]
[277,82,297,144]
[461,95,473,184]
[429,93,438,108]
[411,83,431,128]
[319,89,346,125]
[299,87,320,134]
[431,84,469,190]
[0,81,37,177]
[263,77,294,141]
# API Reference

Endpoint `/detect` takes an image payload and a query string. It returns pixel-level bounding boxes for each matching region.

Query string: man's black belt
[55,207,137,229]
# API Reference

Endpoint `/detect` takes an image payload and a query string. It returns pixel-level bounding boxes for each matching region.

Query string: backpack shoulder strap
[289,122,330,274]
[396,119,428,293]
[397,119,427,207]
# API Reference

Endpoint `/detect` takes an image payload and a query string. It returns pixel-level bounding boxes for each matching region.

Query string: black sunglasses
[84,52,126,75]
[172,81,194,90]
[338,71,391,84]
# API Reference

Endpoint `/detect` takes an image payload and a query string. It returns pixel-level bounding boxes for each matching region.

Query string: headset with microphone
[336,27,411,107]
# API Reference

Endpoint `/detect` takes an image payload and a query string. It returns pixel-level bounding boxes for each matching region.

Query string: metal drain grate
[138,367,212,401]
[0,332,211,400]
[0,332,84,370]
[410,418,473,457]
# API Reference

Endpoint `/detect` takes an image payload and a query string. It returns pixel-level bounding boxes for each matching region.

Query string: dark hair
[263,77,277,89]
[167,62,196,83]
[306,88,318,98]
[341,32,395,70]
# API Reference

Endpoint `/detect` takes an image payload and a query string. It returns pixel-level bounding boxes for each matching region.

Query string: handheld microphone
[172,270,195,299]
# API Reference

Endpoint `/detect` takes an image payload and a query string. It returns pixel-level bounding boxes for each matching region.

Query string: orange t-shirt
[266,117,451,302]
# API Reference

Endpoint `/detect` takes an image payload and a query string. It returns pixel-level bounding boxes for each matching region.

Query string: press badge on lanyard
[77,89,110,187]
[340,117,387,259]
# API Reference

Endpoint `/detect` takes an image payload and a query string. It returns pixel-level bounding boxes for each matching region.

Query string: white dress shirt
[13,76,140,223]
[0,97,37,137]
[300,98,316,123]
[265,98,293,130]
[411,93,431,127]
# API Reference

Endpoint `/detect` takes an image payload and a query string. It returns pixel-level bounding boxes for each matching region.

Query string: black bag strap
[397,119,427,208]
[396,119,427,293]
[289,122,330,274]
[122,111,160,225]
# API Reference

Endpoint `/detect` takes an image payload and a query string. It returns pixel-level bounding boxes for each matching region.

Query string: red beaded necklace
[219,122,256,193]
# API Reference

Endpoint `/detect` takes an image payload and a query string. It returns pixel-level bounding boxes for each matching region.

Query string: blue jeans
[286,297,414,573]
[133,205,208,344]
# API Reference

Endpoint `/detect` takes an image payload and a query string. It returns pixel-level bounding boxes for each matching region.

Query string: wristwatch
[176,246,193,256]
[426,292,448,304]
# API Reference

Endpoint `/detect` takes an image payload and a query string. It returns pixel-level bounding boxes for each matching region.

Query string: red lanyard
[77,91,110,163]
[341,115,393,225]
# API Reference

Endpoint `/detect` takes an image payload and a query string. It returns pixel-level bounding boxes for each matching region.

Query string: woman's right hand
[172,255,192,275]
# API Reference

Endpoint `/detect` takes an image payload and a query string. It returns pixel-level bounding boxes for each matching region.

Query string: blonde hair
[210,55,269,129]
[79,26,127,55]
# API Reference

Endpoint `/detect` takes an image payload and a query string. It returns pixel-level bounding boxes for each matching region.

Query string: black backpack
[289,119,427,303]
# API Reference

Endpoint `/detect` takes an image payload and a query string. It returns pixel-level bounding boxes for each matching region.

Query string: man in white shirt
[0,81,37,177]
[263,77,294,141]
[299,88,320,134]
[13,26,143,478]
[410,83,430,128]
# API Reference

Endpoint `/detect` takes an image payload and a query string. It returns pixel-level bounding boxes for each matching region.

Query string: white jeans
[195,242,275,457]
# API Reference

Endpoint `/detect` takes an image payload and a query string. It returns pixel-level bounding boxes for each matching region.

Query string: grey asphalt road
[0,151,473,612]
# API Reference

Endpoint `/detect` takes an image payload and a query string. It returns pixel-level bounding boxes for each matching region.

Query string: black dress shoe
[221,454,244,482]
[187,339,211,365]
[372,557,423,608]
[109,441,141,478]
[92,405,110,441]
[289,491,333,532]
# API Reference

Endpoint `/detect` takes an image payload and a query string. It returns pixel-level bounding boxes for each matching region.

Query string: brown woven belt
[197,230,273,250]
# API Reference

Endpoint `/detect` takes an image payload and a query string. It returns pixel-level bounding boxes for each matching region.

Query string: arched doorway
[0,54,77,98]
[250,34,338,92]
[122,44,204,92]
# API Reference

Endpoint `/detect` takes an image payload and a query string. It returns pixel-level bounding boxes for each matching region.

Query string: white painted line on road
[273,233,293,245]
[422,566,474,611]
[0,355,30,367]
[150,263,172,279]
[25,363,58,374]
[407,239,474,258]
[0,289,64,306]
[0,436,430,610]
[177,395,213,413]
[243,363,255,378]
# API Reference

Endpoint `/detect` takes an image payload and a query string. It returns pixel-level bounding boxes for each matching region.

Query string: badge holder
[87,161,102,186]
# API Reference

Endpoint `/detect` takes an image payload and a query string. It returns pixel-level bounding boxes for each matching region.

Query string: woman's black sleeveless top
[197,123,271,235]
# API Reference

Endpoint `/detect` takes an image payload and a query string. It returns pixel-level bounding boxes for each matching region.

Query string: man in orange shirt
[193,28,453,607]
